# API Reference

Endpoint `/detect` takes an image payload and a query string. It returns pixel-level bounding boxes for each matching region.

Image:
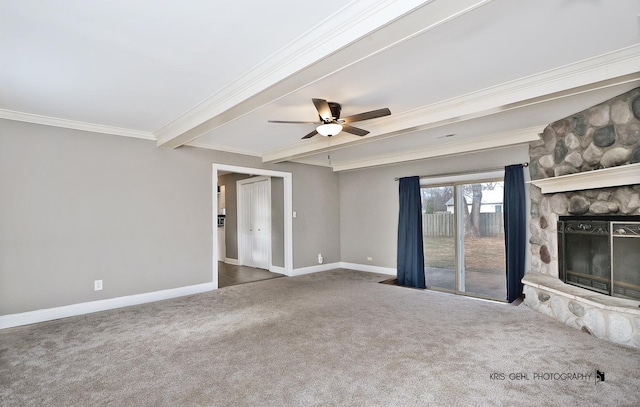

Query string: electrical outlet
[367,256,373,261]
[94,280,103,291]
[318,253,323,264]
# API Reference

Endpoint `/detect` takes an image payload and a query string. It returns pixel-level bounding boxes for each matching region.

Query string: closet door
[238,177,271,270]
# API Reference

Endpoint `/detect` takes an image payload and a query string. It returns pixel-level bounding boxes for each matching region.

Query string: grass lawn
[424,235,506,273]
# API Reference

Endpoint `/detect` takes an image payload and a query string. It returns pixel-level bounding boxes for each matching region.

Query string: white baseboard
[0,282,215,330]
[1,263,397,329]
[290,262,342,277]
[339,262,397,276]
[270,265,286,275]
[288,262,396,277]
[224,258,239,265]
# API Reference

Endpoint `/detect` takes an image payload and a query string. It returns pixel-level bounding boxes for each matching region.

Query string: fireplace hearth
[558,216,640,300]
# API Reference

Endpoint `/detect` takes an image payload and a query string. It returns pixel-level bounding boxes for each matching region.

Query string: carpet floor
[1,269,639,406]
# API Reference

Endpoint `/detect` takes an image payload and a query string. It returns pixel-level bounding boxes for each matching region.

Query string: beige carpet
[1,269,639,406]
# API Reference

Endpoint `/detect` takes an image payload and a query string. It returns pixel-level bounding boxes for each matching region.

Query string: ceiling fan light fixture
[269,98,390,139]
[316,123,343,137]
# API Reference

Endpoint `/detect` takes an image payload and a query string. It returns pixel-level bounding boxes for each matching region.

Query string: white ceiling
[2,0,639,171]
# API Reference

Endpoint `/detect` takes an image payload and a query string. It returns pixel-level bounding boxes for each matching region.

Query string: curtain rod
[394,162,528,181]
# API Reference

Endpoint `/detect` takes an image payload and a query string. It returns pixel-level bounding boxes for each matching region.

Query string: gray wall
[338,145,531,269]
[291,164,341,267]
[0,119,341,315]
[1,117,528,316]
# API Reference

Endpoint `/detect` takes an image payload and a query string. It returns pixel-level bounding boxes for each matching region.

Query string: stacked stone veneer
[524,87,640,348]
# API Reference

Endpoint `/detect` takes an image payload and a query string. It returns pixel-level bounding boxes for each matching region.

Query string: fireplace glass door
[611,222,640,299]
[558,217,640,300]
[561,221,610,295]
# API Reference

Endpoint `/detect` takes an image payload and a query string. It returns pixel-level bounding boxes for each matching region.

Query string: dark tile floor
[218,262,283,288]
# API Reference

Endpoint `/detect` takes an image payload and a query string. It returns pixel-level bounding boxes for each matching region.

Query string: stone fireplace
[522,87,640,348]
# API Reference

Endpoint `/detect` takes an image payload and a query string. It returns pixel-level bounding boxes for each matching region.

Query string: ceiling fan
[268,98,391,139]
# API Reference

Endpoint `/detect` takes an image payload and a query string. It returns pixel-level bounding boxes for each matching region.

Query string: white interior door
[238,177,271,270]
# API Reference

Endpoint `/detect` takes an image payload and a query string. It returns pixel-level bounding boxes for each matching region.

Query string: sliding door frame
[421,172,506,302]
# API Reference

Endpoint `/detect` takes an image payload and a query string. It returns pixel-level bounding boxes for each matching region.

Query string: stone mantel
[528,163,640,194]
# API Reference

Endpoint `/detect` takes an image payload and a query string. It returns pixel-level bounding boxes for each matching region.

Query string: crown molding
[155,0,492,149]
[185,141,262,157]
[330,126,544,172]
[529,163,640,194]
[0,109,155,140]
[288,157,334,168]
[262,44,640,164]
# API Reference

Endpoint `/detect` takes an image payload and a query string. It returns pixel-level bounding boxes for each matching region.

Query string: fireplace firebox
[558,216,640,300]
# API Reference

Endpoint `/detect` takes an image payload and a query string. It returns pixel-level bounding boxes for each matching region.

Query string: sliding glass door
[421,180,506,300]
[422,186,456,291]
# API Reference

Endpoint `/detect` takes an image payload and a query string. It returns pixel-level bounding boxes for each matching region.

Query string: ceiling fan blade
[341,124,369,137]
[302,129,318,139]
[341,108,391,124]
[268,120,322,124]
[312,98,333,122]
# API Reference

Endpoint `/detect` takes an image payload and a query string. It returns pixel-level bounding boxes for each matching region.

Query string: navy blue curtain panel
[504,164,526,303]
[397,176,426,289]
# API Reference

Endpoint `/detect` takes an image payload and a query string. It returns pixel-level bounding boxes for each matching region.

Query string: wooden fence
[423,212,504,237]
[423,213,455,237]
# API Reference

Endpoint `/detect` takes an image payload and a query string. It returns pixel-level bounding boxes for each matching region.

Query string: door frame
[212,164,293,288]
[237,176,272,269]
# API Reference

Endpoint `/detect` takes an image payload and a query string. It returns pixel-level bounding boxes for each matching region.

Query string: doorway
[212,164,293,289]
